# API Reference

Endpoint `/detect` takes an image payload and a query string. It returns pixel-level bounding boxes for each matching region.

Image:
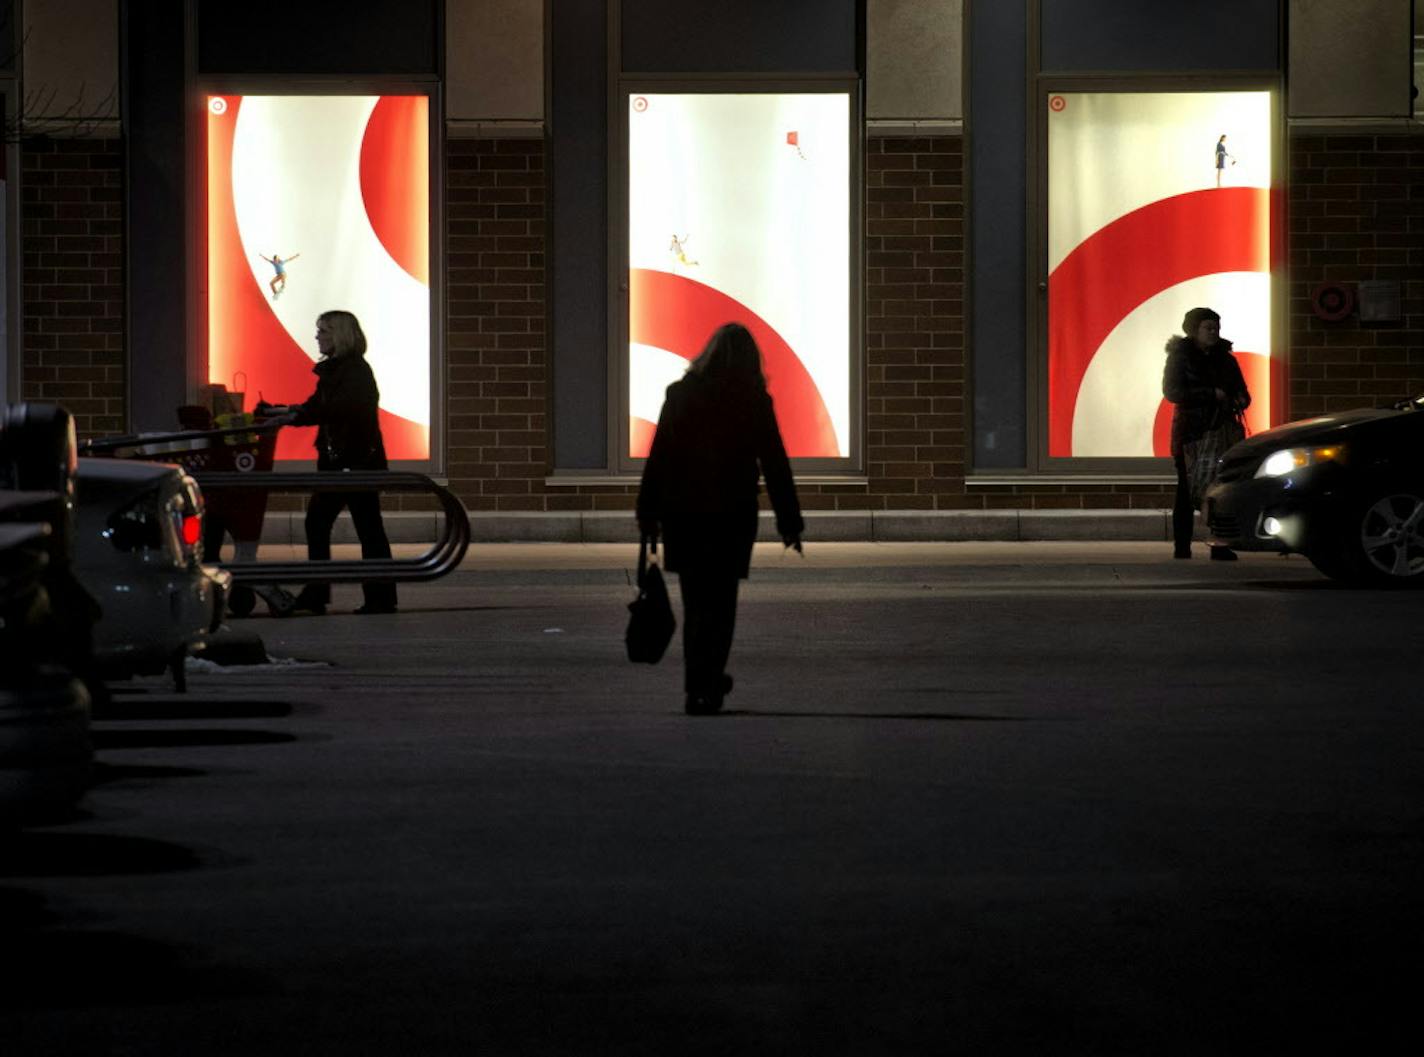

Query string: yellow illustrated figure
[669,235,699,269]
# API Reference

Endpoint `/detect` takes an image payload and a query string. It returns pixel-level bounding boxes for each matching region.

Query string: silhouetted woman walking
[637,323,803,715]
[264,310,397,614]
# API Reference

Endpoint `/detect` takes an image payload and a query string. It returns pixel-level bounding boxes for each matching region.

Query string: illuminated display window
[626,91,853,461]
[206,94,432,462]
[1046,89,1281,460]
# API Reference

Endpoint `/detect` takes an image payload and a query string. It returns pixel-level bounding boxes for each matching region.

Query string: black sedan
[1204,395,1424,585]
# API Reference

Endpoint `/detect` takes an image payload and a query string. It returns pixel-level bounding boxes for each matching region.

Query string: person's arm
[756,392,803,550]
[259,254,273,264]
[1228,356,1252,412]
[287,388,322,427]
[287,253,300,262]
[635,390,676,541]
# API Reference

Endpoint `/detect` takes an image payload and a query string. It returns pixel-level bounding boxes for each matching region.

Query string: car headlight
[1254,445,1346,478]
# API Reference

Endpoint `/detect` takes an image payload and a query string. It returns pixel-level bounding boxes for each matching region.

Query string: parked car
[72,458,231,687]
[2,509,92,828]
[2,404,94,826]
[1204,394,1424,585]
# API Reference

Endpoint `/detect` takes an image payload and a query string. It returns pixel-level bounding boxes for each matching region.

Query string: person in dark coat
[264,310,397,614]
[636,323,804,715]
[1162,306,1251,560]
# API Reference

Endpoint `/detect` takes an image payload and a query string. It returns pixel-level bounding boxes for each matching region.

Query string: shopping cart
[81,413,295,617]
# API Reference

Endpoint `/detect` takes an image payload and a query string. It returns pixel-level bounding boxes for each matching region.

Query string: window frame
[191,76,445,474]
[1025,72,1286,476]
[609,73,865,477]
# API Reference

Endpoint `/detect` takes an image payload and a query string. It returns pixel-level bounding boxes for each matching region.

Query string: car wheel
[1345,491,1424,586]
[227,585,256,618]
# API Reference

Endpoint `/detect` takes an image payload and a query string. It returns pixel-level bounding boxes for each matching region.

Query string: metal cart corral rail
[191,471,470,585]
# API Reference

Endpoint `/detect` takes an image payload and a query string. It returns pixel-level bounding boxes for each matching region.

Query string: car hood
[1227,407,1411,460]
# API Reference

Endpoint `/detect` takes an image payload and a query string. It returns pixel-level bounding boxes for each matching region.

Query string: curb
[259,509,1173,544]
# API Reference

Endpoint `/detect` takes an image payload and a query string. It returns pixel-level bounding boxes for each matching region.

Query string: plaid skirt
[1182,416,1246,509]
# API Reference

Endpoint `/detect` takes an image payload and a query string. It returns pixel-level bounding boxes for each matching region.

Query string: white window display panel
[207,94,431,461]
[628,92,850,459]
[1046,90,1278,459]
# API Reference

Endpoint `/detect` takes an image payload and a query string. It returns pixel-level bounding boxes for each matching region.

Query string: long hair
[317,310,368,359]
[686,323,766,390]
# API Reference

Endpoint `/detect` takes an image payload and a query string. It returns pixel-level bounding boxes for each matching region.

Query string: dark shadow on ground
[91,729,298,750]
[1125,578,1348,593]
[235,604,517,619]
[0,832,204,877]
[0,928,279,1009]
[0,888,277,1008]
[92,699,294,721]
[720,709,1032,721]
[90,761,209,785]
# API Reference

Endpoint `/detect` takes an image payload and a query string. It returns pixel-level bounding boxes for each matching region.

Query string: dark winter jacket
[636,374,803,577]
[1161,335,1251,456]
[291,354,388,470]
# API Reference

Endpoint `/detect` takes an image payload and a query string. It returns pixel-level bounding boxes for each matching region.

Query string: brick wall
[444,136,547,513]
[858,134,964,511]
[19,136,125,438]
[1287,130,1424,417]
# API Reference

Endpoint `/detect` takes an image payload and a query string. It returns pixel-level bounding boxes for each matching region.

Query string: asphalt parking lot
[3,543,1419,1055]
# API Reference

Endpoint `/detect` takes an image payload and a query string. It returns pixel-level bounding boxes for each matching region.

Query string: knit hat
[1182,307,1220,335]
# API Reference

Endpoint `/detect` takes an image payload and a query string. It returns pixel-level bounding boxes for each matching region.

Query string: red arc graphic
[1047,186,1278,457]
[360,96,430,285]
[629,268,839,458]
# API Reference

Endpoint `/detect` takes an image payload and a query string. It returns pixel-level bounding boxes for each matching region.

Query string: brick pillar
[1288,131,1424,417]
[20,136,125,438]
[446,137,547,511]
[862,134,966,510]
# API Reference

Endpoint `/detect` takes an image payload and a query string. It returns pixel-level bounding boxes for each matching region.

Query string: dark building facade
[2,1,1420,531]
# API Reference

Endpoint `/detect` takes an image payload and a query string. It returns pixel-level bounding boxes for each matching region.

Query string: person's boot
[292,586,328,615]
[355,584,397,614]
[685,674,732,716]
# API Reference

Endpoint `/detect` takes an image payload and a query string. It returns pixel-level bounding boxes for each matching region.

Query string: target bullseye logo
[1049,95,1067,113]
[234,451,256,472]
[632,96,648,113]
[209,97,228,115]
[1311,282,1355,322]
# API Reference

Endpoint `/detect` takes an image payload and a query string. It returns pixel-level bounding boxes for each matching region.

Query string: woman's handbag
[626,535,675,663]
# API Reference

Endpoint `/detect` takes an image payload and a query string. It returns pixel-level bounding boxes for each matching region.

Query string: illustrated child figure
[261,252,300,300]
[669,235,699,269]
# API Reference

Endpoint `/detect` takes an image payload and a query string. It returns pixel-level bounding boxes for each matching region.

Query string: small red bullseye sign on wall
[1311,282,1355,322]
[633,96,648,113]
[1049,95,1067,112]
